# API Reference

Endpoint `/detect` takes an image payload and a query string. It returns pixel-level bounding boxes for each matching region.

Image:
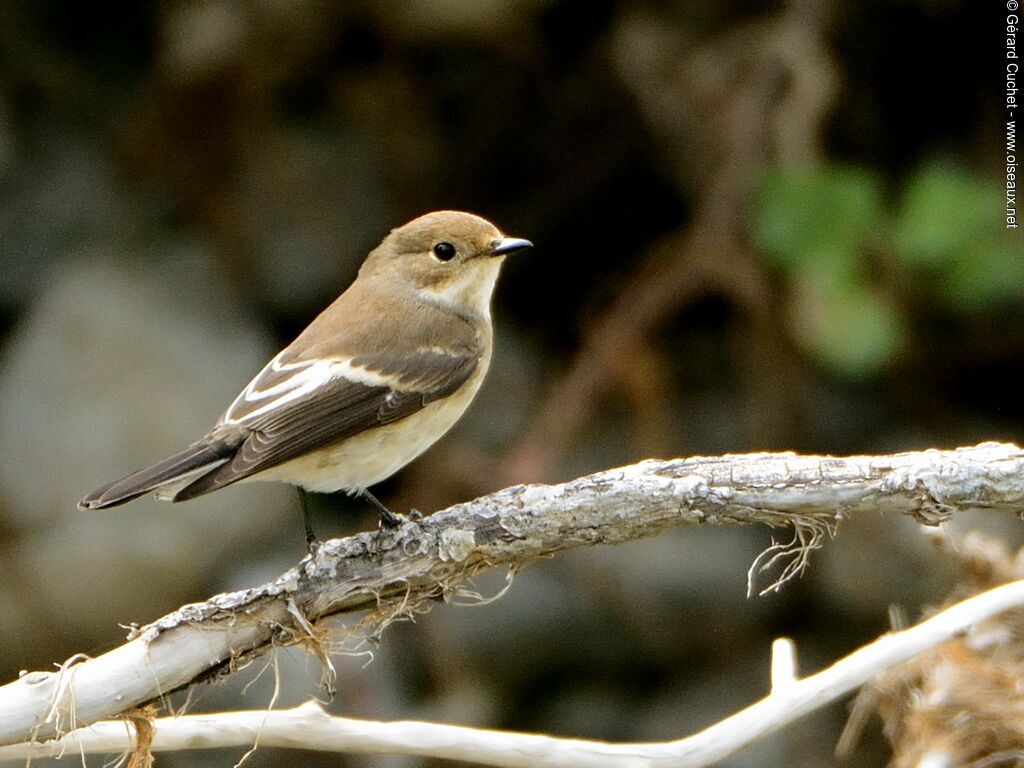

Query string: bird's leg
[298,488,319,552]
[360,488,403,528]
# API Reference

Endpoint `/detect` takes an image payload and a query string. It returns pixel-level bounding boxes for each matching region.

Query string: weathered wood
[0,442,1021,746]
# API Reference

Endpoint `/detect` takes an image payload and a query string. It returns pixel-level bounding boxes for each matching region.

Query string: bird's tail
[77,437,240,510]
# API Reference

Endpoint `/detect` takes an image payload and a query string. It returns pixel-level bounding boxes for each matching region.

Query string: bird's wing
[171,346,479,500]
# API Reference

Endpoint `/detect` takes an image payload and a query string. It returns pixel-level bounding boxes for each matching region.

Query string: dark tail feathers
[77,436,240,510]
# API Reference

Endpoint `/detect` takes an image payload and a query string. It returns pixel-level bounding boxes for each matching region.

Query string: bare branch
[0,442,1021,747]
[5,576,1024,766]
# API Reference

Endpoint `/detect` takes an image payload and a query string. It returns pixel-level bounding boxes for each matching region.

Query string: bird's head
[360,210,532,319]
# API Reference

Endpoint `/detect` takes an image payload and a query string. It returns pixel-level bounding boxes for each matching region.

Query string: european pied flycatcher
[79,211,532,529]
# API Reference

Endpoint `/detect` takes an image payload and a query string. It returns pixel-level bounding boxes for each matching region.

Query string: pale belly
[249,365,487,493]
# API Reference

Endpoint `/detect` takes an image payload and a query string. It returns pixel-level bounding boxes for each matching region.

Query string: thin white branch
[770,637,798,694]
[4,578,1024,766]
[0,442,1021,747]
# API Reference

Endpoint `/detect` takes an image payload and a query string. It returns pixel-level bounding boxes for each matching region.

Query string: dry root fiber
[848,532,1024,767]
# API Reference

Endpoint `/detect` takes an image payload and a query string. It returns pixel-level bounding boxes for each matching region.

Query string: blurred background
[0,0,1018,765]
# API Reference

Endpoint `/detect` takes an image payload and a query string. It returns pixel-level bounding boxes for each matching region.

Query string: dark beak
[491,237,533,256]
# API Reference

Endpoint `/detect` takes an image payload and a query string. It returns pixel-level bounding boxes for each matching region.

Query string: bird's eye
[432,242,456,261]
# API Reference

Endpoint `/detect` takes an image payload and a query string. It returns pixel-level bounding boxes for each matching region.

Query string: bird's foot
[305,529,322,556]
[361,488,405,528]
[298,488,322,556]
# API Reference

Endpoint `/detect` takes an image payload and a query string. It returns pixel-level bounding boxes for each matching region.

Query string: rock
[0,245,296,647]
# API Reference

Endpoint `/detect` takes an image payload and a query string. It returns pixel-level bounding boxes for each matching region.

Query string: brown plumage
[78,211,532,512]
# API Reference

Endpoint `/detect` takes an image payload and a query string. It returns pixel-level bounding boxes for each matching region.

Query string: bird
[78,210,532,542]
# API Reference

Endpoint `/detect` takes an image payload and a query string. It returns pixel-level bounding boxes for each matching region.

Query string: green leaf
[893,163,1024,310]
[752,165,883,271]
[892,164,997,267]
[788,264,903,379]
[942,238,1024,310]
